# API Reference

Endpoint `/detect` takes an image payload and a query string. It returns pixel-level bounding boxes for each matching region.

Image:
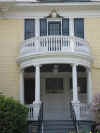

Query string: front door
[44,78,66,120]
[48,21,61,35]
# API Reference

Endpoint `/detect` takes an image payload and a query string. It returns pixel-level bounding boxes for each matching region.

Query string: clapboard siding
[85,18,100,95]
[0,19,24,100]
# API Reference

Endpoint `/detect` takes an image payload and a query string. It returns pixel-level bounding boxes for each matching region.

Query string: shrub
[0,96,28,133]
[92,93,100,131]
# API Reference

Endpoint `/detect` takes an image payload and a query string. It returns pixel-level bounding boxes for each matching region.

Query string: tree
[0,96,28,133]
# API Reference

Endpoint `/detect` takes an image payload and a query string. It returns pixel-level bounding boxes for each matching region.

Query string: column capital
[33,64,41,68]
[71,63,78,67]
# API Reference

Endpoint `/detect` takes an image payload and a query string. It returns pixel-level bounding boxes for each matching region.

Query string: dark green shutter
[40,18,47,36]
[74,18,84,39]
[62,18,69,36]
[24,19,35,40]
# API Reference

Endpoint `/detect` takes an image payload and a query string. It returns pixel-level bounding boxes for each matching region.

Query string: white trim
[87,68,92,103]
[1,3,100,18]
[19,69,24,104]
[17,55,91,69]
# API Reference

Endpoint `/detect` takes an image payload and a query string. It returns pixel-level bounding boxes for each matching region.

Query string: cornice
[0,1,100,18]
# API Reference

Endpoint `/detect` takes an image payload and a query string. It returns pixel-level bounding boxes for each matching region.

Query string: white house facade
[1,0,100,132]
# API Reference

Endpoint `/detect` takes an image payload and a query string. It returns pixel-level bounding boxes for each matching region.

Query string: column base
[33,101,41,120]
[71,100,80,120]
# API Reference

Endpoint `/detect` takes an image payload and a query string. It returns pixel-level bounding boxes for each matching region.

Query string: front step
[27,120,95,133]
[43,120,94,133]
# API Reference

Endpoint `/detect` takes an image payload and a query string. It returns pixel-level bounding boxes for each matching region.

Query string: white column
[72,64,78,102]
[35,64,40,103]
[87,68,92,104]
[19,69,24,104]
[35,18,40,51]
[72,64,80,120]
[69,18,75,52]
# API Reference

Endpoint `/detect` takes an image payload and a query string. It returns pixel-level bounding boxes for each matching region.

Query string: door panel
[48,21,61,35]
[44,78,66,120]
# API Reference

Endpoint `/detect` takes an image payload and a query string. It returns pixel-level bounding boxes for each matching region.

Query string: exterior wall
[85,18,100,96]
[0,19,24,100]
[0,18,100,100]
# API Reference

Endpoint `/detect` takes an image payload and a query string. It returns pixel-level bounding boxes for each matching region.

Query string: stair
[43,120,94,133]
[27,120,95,133]
[43,120,75,133]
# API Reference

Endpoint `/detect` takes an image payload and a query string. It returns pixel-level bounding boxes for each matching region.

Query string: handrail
[70,102,79,133]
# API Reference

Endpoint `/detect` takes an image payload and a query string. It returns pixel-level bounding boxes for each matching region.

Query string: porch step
[42,120,94,133]
[27,120,95,133]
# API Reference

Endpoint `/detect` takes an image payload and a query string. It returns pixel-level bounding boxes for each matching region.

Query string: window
[40,18,69,36]
[40,18,47,36]
[74,18,84,39]
[69,77,87,93]
[46,78,64,93]
[62,18,69,36]
[24,19,35,40]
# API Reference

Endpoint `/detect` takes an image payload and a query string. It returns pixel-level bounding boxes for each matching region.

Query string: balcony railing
[20,36,90,57]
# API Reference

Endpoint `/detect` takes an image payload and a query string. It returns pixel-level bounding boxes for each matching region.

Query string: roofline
[15,1,100,7]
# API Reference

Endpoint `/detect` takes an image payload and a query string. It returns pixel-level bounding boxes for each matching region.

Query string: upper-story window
[24,18,84,39]
[24,19,35,40]
[74,18,84,39]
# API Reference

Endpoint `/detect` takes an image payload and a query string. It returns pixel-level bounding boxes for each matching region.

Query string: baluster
[48,36,50,51]
[55,36,56,51]
[55,36,57,51]
[52,36,53,51]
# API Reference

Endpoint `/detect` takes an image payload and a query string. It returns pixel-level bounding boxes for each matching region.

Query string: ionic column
[35,64,40,103]
[19,69,24,104]
[87,68,92,104]
[72,64,79,102]
[72,64,80,120]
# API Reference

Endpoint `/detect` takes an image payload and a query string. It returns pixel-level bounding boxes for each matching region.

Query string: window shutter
[74,18,84,39]
[24,19,35,40]
[40,18,47,36]
[62,18,69,36]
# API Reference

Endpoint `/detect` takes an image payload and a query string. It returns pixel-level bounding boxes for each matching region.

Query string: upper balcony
[20,35,90,57]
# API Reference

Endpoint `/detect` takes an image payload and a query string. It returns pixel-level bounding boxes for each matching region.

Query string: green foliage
[0,96,28,133]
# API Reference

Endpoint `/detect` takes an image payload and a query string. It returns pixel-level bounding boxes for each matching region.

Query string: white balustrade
[20,36,90,57]
[27,102,91,121]
[27,103,41,121]
[27,104,34,121]
[80,103,92,120]
[74,37,90,55]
